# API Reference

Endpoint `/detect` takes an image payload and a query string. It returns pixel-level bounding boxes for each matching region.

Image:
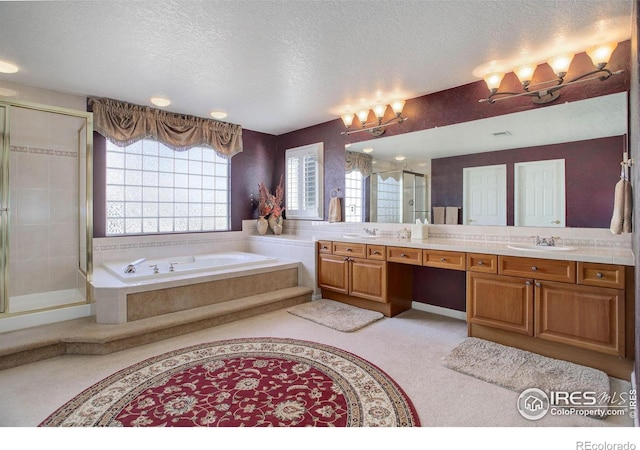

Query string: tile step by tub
[0,286,313,370]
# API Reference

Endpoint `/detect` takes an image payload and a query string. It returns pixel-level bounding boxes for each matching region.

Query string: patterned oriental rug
[39,337,420,427]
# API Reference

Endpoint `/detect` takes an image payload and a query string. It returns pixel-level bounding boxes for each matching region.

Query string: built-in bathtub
[103,251,277,281]
[92,251,299,324]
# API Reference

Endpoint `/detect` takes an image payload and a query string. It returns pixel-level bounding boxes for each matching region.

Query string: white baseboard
[412,302,466,321]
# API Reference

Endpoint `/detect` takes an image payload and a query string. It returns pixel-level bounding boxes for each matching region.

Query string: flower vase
[268,215,283,234]
[256,216,268,235]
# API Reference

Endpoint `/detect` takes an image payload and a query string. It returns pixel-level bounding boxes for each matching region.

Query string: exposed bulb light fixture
[0,60,19,74]
[394,155,406,161]
[150,97,171,107]
[477,41,623,104]
[210,111,228,120]
[362,147,374,153]
[340,99,408,136]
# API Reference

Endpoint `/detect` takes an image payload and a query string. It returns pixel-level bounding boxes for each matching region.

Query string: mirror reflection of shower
[1,103,92,317]
[370,170,428,224]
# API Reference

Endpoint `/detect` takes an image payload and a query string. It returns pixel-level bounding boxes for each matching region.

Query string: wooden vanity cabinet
[468,256,631,376]
[535,280,624,356]
[318,242,384,301]
[467,272,534,336]
[317,241,412,317]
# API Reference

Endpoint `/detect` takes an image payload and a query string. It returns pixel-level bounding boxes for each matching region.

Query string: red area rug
[39,337,420,427]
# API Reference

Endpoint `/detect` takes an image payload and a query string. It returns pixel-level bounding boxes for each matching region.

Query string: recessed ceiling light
[150,97,171,107]
[395,155,405,161]
[211,111,228,120]
[362,147,373,153]
[0,87,17,97]
[0,61,19,74]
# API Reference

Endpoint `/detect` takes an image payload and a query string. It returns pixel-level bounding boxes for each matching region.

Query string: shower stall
[369,170,428,223]
[0,99,93,327]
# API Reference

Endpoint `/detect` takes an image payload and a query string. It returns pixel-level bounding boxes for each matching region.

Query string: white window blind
[285,142,323,220]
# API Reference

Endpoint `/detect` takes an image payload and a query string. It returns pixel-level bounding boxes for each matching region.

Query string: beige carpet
[442,337,611,417]
[287,299,383,332]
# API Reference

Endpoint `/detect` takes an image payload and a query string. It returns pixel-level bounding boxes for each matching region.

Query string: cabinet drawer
[577,262,625,289]
[423,250,466,271]
[367,244,386,260]
[332,242,367,258]
[318,240,332,254]
[387,246,422,265]
[467,253,497,273]
[498,256,575,283]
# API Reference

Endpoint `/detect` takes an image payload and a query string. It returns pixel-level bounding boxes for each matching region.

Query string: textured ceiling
[0,0,633,135]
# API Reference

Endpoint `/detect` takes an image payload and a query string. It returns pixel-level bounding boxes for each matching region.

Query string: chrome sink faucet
[363,227,378,236]
[535,236,557,246]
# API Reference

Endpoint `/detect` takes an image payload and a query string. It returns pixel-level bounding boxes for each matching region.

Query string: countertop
[251,234,635,266]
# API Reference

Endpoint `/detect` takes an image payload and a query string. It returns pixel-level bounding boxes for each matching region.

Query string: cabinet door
[317,254,349,294]
[467,272,534,336]
[350,258,387,303]
[535,281,625,356]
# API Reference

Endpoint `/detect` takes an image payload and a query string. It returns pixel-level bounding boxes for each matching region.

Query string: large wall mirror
[344,92,627,228]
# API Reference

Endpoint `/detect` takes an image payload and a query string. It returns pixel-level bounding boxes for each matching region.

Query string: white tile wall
[9,145,80,298]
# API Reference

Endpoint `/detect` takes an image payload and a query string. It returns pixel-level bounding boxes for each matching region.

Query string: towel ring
[330,188,340,198]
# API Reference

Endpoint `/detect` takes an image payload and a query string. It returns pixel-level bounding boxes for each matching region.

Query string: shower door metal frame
[0,99,94,314]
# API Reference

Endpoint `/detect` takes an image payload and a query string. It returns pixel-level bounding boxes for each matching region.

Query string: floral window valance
[88,97,243,157]
[345,150,373,177]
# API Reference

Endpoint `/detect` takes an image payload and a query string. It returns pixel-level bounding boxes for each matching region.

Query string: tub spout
[124,258,147,274]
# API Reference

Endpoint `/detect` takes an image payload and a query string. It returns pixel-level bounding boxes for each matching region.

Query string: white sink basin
[507,244,576,252]
[342,233,379,239]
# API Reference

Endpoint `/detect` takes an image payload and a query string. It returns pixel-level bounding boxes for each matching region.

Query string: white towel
[610,178,632,234]
[445,207,460,225]
[433,207,445,224]
[328,197,342,223]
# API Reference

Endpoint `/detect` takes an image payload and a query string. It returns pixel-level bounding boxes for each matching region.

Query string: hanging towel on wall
[328,197,342,223]
[433,207,445,224]
[610,176,633,234]
[445,207,460,225]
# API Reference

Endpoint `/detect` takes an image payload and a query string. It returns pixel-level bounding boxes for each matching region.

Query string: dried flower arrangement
[257,175,284,218]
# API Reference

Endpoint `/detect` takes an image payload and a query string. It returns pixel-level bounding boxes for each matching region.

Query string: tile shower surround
[9,145,80,297]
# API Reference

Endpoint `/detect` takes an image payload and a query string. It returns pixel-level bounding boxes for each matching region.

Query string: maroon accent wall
[93,132,107,237]
[431,135,625,228]
[230,129,278,230]
[412,267,467,311]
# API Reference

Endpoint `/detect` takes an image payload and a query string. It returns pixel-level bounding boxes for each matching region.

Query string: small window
[344,170,364,222]
[285,142,324,220]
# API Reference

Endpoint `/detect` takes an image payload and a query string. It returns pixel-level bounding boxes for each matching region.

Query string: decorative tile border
[11,145,77,158]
